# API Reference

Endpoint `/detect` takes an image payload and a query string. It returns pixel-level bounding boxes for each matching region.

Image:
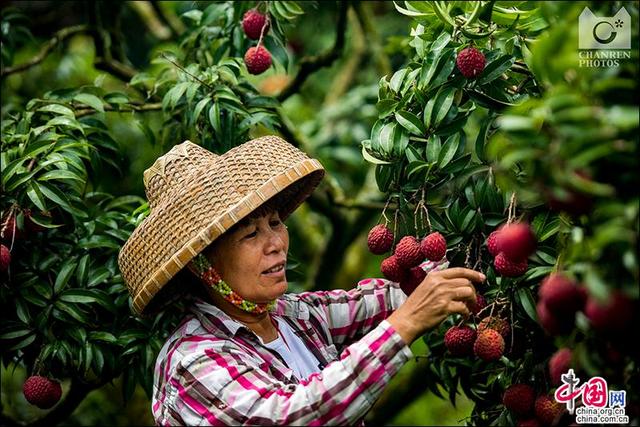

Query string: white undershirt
[261,317,322,380]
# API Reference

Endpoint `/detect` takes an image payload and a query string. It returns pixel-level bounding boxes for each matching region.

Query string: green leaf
[54,261,77,294]
[477,55,515,85]
[89,331,118,344]
[37,104,75,117]
[26,181,47,211]
[7,333,36,351]
[432,88,456,127]
[87,267,112,287]
[104,92,130,104]
[395,110,427,136]
[38,169,85,182]
[426,135,442,163]
[192,97,211,126]
[438,133,460,168]
[389,68,408,93]
[38,181,72,210]
[73,93,104,113]
[516,288,538,322]
[60,289,99,304]
[378,122,396,156]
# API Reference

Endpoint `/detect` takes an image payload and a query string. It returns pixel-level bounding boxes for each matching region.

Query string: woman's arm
[298,259,449,348]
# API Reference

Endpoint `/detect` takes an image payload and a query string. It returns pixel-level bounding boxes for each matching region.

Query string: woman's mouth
[262,263,285,277]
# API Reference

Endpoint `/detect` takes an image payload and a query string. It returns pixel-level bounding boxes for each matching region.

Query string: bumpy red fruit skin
[0,244,10,272]
[242,10,269,40]
[497,222,536,261]
[534,395,564,426]
[473,329,505,361]
[399,265,426,296]
[503,384,535,417]
[380,255,406,283]
[420,232,446,261]
[444,325,477,357]
[494,252,528,277]
[549,348,572,386]
[244,46,272,75]
[394,236,423,268]
[584,292,635,333]
[456,46,486,78]
[477,316,511,340]
[487,230,501,257]
[538,273,585,315]
[23,376,62,409]
[367,224,394,255]
[470,293,487,317]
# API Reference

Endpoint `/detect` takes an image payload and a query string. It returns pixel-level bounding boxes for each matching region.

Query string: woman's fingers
[447,300,471,317]
[436,267,486,283]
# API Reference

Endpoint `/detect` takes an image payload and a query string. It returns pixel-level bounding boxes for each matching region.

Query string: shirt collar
[190,294,309,337]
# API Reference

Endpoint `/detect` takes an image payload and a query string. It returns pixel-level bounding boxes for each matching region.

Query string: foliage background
[1,1,637,426]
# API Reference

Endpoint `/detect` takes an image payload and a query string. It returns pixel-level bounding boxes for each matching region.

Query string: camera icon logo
[579,7,631,49]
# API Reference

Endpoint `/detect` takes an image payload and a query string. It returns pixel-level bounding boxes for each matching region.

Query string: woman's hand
[387,267,485,345]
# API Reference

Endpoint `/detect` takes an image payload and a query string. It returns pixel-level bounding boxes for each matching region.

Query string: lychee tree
[361,2,638,426]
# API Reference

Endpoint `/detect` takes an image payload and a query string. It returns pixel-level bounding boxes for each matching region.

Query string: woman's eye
[270,220,281,227]
[244,230,257,239]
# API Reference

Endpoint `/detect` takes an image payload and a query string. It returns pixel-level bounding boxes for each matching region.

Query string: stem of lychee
[506,192,517,225]
[256,12,270,49]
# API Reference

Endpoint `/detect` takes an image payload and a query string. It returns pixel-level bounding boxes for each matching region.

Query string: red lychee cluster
[584,290,635,334]
[536,273,585,336]
[23,375,62,409]
[456,46,486,78]
[477,316,511,340]
[2,209,49,273]
[503,386,565,425]
[486,222,536,277]
[368,225,448,295]
[241,9,272,75]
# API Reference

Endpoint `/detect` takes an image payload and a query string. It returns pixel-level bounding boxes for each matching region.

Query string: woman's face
[209,211,289,303]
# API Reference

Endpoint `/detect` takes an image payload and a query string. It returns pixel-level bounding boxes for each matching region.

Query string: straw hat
[118,135,325,315]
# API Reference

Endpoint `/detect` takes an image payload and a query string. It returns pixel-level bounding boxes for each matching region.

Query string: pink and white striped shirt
[151,259,447,426]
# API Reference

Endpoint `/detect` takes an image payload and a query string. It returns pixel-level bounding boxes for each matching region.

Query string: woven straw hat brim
[117,136,324,315]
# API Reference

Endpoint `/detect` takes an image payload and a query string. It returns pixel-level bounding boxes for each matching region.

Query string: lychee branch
[276,1,348,102]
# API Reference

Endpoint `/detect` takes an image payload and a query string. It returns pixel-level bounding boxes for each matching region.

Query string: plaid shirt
[152,260,447,426]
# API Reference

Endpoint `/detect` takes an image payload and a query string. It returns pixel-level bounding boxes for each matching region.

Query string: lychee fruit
[494,252,528,277]
[456,46,486,78]
[394,236,423,268]
[584,291,635,333]
[503,384,535,416]
[380,255,406,283]
[549,348,573,386]
[399,265,426,296]
[538,273,585,315]
[536,301,574,336]
[497,222,536,261]
[242,9,270,40]
[420,232,447,261]
[473,328,505,361]
[367,224,394,255]
[534,395,564,426]
[22,375,62,409]
[444,325,477,357]
[1,215,21,243]
[486,230,501,257]
[0,244,10,272]
[477,316,511,340]
[470,293,487,317]
[244,46,272,75]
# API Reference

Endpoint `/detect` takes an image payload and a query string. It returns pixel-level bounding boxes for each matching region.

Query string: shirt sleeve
[298,258,449,348]
[163,320,412,426]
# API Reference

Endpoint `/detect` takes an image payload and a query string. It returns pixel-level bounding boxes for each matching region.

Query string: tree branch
[1,25,90,79]
[276,1,349,102]
[75,102,162,118]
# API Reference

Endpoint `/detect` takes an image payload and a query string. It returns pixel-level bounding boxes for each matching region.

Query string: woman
[118,136,484,426]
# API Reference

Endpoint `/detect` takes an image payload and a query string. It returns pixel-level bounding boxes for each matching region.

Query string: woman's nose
[264,228,286,251]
